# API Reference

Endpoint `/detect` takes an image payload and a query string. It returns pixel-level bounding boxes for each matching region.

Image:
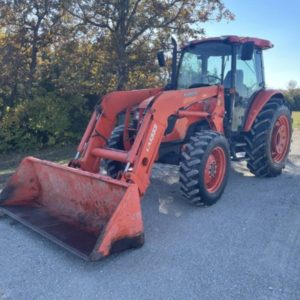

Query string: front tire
[245,98,292,177]
[180,131,230,206]
[106,125,126,178]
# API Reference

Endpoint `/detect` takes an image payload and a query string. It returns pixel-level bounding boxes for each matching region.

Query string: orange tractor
[0,36,292,260]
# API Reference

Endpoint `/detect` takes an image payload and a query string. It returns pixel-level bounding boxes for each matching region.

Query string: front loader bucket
[0,157,144,260]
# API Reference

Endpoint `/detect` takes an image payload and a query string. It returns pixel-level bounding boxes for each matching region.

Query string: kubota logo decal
[146,123,158,152]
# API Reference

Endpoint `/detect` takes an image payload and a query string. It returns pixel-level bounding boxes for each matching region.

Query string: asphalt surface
[0,131,299,300]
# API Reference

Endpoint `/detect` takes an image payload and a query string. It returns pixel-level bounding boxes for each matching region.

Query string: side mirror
[241,42,255,61]
[157,51,166,67]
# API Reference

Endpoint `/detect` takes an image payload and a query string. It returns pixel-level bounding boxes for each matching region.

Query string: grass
[292,111,300,129]
[0,145,76,189]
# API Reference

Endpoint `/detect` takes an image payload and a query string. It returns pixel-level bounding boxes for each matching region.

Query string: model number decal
[146,123,158,152]
[184,91,198,97]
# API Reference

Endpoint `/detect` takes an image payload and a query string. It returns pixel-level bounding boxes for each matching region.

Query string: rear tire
[180,131,230,206]
[245,98,292,177]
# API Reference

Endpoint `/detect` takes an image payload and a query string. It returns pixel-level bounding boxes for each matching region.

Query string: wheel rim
[271,115,290,163]
[204,147,226,193]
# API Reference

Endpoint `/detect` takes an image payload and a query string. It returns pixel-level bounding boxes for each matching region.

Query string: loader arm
[75,88,162,172]
[74,85,224,195]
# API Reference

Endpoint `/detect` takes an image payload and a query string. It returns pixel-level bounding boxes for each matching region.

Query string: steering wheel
[201,74,222,84]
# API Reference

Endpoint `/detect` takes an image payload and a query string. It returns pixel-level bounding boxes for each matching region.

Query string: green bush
[0,90,90,153]
[284,89,300,111]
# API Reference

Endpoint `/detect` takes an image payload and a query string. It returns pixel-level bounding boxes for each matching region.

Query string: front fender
[243,89,284,132]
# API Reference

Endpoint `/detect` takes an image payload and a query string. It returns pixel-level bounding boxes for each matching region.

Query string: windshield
[177,42,232,89]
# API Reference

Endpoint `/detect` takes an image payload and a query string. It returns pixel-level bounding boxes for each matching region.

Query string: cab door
[232,47,264,131]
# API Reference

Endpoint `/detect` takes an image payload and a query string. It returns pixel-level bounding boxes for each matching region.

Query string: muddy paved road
[0,131,299,300]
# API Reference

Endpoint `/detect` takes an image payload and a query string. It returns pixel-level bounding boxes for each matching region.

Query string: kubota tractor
[0,36,292,260]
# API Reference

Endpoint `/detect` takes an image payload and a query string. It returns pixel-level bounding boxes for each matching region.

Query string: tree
[285,80,300,111]
[67,0,234,90]
[0,1,235,152]
[287,80,298,90]
[0,0,65,96]
[0,27,30,110]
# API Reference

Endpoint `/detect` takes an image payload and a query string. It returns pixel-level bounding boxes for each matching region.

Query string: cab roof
[182,35,273,50]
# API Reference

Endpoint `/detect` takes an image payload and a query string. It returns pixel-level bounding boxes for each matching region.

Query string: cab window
[177,42,232,89]
[235,47,263,98]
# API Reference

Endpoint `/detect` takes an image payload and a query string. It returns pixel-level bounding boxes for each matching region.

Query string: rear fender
[243,89,284,132]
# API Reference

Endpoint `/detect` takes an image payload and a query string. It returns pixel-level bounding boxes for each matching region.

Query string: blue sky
[203,0,300,89]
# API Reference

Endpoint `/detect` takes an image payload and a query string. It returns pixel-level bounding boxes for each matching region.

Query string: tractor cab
[160,36,273,132]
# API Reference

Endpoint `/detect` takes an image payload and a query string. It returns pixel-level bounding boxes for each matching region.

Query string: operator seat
[223,70,248,98]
